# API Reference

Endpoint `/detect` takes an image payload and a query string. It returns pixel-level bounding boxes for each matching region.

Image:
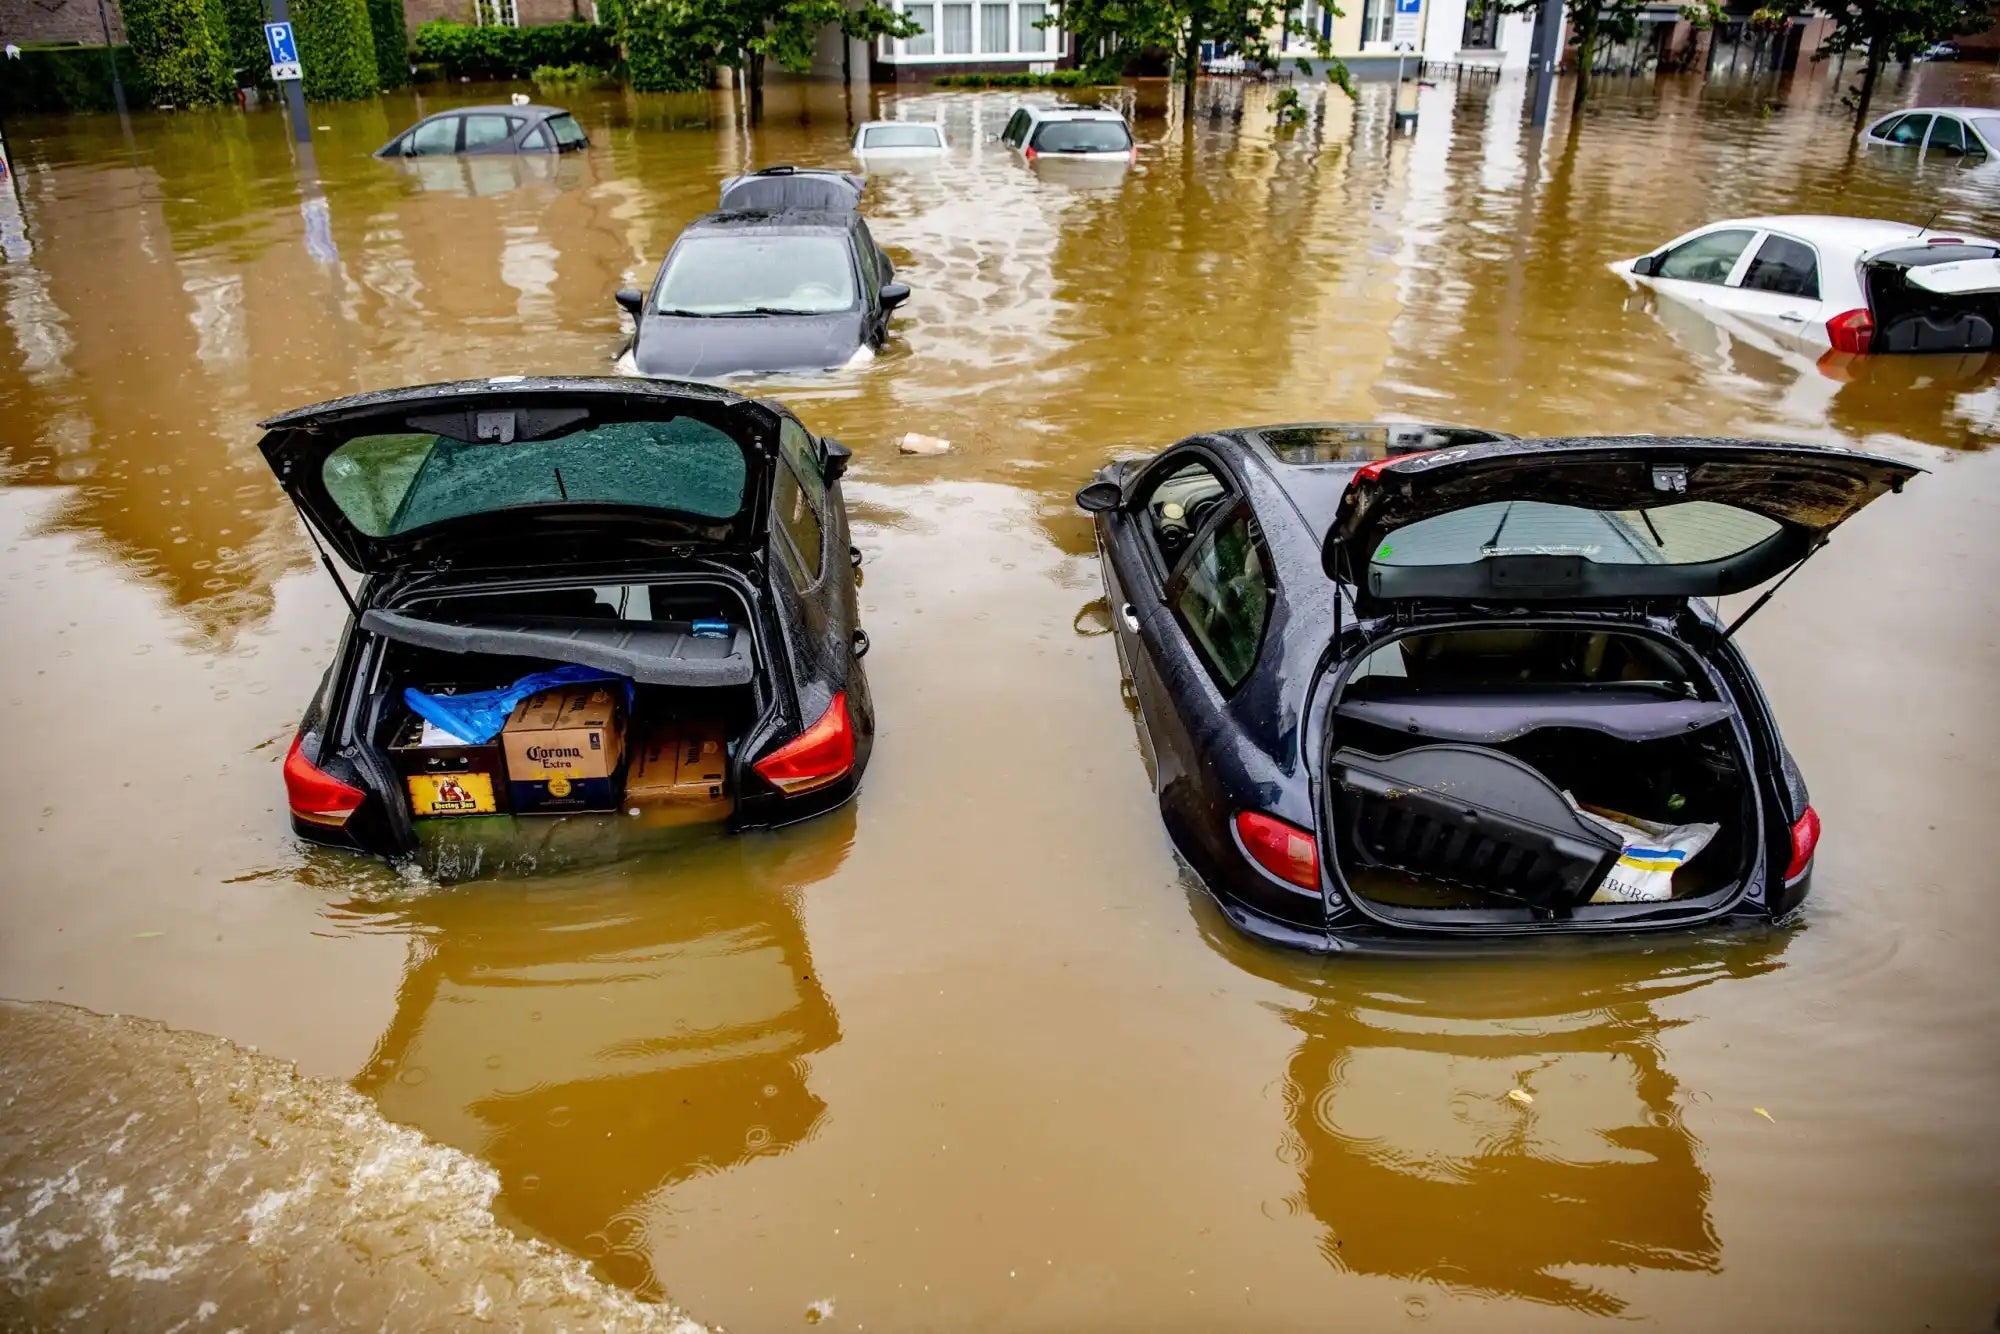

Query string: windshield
[547,113,587,149]
[1031,120,1132,153]
[1373,501,1781,568]
[655,234,858,316]
[321,418,748,537]
[863,124,943,148]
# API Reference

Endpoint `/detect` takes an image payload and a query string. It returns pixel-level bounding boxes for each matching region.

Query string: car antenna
[287,497,361,622]
[1916,207,1941,236]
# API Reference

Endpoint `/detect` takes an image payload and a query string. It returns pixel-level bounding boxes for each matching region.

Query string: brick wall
[402,0,589,27]
[0,0,126,46]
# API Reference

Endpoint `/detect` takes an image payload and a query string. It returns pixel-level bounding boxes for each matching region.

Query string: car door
[1649,227,1759,314]
[1099,449,1243,794]
[461,112,521,155]
[403,115,462,157]
[1883,113,1933,148]
[1924,114,1981,159]
[1721,230,1824,350]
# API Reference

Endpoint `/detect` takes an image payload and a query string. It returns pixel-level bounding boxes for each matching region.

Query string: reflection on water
[351,810,853,1299]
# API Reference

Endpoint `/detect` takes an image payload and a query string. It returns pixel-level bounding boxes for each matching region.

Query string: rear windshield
[547,113,587,149]
[1030,120,1132,153]
[864,124,943,148]
[321,418,747,537]
[1374,501,1781,568]
[1259,425,1501,465]
[657,233,857,315]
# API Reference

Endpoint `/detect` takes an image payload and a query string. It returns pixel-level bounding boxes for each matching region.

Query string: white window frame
[473,0,519,25]
[880,0,1063,62]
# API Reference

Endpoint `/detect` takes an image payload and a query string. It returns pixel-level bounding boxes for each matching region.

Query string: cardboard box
[389,702,509,819]
[625,718,733,828]
[501,683,628,814]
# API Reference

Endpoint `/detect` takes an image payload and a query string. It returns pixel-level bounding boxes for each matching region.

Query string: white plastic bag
[1568,798,1719,905]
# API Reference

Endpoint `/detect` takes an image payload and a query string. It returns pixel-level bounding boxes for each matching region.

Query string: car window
[772,418,826,585]
[1972,116,2000,151]
[407,116,460,156]
[1171,506,1274,693]
[524,122,554,151]
[1141,456,1230,572]
[863,124,943,149]
[548,114,588,149]
[1740,234,1819,299]
[321,418,749,537]
[1927,115,1968,155]
[1869,114,1905,141]
[1030,119,1132,153]
[1657,228,1754,285]
[1374,500,1782,569]
[656,234,858,316]
[1886,113,1933,146]
[463,114,515,150]
[853,220,880,290]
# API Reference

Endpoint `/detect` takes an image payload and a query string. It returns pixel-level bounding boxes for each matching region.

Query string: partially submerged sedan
[1077,424,1916,953]
[376,105,588,158]
[1617,214,2000,357]
[617,211,908,379]
[267,377,872,857]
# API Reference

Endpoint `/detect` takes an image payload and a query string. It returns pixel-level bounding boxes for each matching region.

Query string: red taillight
[284,732,365,828]
[1235,810,1320,890]
[753,692,855,796]
[1784,804,1820,881]
[1826,307,1874,355]
[1023,146,1038,161]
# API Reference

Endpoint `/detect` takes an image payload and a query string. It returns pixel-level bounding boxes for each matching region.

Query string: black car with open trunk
[1077,425,1916,953]
[262,377,873,857]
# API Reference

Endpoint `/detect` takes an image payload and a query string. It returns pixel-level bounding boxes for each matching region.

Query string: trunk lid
[258,377,776,576]
[1323,438,1918,608]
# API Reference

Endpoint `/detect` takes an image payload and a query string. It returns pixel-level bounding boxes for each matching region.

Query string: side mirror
[821,436,852,483]
[879,281,911,311]
[615,287,645,320]
[1631,254,1662,277]
[1075,480,1123,513]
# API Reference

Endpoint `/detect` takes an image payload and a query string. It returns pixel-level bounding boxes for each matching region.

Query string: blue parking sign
[265,22,298,64]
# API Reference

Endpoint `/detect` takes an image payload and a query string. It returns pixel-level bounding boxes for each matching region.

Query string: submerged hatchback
[265,377,873,857]
[1078,425,1916,953]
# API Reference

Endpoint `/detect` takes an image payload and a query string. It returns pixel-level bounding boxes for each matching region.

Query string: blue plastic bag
[404,665,627,744]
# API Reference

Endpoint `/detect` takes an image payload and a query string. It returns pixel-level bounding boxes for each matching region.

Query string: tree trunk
[1182,19,1201,122]
[1570,6,1596,111]
[1852,13,1884,132]
[749,50,765,125]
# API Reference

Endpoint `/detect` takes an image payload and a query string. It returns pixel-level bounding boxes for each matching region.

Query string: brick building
[0,0,126,47]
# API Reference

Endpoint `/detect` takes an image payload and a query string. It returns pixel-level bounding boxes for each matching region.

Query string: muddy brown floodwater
[3,59,1998,1332]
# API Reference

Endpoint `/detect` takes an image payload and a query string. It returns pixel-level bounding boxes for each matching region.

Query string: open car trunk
[1863,244,2000,354]
[353,576,768,852]
[1321,626,1759,929]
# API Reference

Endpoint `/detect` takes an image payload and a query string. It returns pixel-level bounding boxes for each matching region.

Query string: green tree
[293,0,382,99]
[1818,0,1997,129]
[368,0,411,87]
[123,0,235,105]
[612,0,913,117]
[219,0,272,87]
[1051,0,1349,121]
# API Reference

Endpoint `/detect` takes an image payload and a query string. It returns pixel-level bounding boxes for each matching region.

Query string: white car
[997,105,1134,163]
[1860,106,2000,157]
[1615,214,2000,356]
[852,120,947,160]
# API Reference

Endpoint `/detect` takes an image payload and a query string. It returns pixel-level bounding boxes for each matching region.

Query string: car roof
[420,104,568,119]
[685,209,858,233]
[1873,106,1997,118]
[1697,214,1998,254]
[858,119,942,130]
[1019,105,1128,121]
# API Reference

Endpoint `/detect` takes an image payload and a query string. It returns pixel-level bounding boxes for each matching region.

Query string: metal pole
[1530,0,1562,124]
[95,0,129,116]
[267,0,313,144]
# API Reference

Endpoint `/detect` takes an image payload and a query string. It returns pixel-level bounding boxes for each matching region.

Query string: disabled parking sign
[266,22,302,82]
[1391,0,1420,49]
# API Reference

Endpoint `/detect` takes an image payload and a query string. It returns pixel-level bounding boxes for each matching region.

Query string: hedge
[0,44,152,113]
[367,0,411,87]
[931,69,1108,87]
[410,19,620,79]
[122,0,234,104]
[293,0,382,99]
[601,0,711,92]
[219,0,271,84]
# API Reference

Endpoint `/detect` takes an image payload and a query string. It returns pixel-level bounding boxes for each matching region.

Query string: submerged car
[717,165,866,212]
[1076,424,1916,953]
[1617,215,2000,356]
[999,105,1135,163]
[853,120,948,161]
[1862,106,1997,155]
[617,210,908,379]
[375,105,588,158]
[266,376,873,857]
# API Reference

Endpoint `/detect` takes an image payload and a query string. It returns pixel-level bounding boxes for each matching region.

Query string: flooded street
[3,58,1999,1329]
